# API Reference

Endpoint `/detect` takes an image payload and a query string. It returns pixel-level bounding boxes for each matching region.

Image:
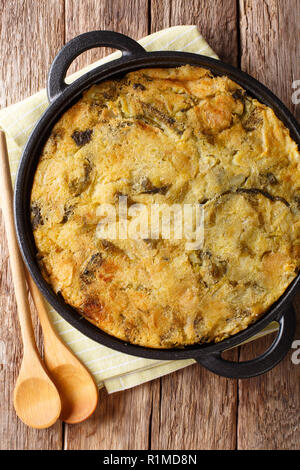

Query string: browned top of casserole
[31,65,300,348]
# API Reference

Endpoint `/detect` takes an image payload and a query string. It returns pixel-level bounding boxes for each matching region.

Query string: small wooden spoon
[26,274,99,424]
[0,131,61,429]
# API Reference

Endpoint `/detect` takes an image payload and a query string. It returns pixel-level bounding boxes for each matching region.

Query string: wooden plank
[150,0,238,450]
[63,0,152,450]
[238,0,300,450]
[0,0,65,450]
[151,0,239,66]
[238,323,300,450]
[0,0,65,106]
[239,0,300,120]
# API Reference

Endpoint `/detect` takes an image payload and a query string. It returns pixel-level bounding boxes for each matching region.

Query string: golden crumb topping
[31,65,300,348]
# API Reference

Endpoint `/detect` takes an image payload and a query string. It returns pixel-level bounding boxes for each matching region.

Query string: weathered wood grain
[238,326,300,450]
[238,0,300,450]
[65,384,158,450]
[0,0,65,106]
[239,0,300,120]
[151,0,239,66]
[0,0,65,450]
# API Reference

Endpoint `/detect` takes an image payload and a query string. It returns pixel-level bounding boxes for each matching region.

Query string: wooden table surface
[0,0,299,450]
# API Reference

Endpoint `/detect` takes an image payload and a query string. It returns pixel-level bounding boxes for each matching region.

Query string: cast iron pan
[14,31,299,379]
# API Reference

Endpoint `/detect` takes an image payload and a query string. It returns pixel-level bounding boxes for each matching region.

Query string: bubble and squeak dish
[30,65,300,349]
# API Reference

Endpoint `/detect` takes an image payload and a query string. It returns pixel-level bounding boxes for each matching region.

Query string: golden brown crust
[31,65,300,348]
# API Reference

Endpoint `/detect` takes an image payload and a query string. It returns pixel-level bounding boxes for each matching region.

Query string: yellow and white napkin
[0,25,278,393]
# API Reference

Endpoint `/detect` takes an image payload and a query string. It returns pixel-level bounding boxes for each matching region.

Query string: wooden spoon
[0,131,61,429]
[26,273,99,424]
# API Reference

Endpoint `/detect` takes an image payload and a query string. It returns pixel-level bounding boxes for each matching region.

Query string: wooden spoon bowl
[48,364,98,423]
[14,372,61,429]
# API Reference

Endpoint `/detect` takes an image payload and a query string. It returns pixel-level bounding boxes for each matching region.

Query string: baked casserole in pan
[30,65,300,349]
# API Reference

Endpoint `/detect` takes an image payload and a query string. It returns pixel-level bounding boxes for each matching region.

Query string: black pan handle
[47,30,145,102]
[195,305,296,379]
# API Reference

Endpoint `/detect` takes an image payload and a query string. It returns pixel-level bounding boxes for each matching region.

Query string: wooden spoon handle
[0,131,36,352]
[25,270,58,341]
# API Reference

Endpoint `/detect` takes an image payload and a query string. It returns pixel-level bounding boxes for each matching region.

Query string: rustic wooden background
[0,0,299,450]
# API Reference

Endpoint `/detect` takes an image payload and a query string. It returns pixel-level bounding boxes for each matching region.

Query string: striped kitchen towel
[0,25,278,393]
